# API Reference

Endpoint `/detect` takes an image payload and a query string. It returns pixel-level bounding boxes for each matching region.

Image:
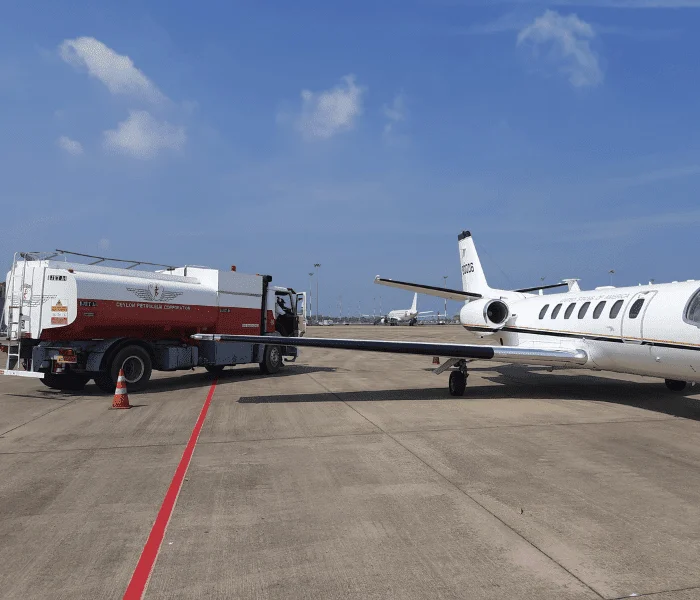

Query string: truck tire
[259,345,282,375]
[110,345,152,392]
[94,372,115,393]
[40,372,90,391]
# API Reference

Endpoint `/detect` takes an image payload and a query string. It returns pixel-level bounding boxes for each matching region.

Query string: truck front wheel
[259,345,282,375]
[109,345,153,392]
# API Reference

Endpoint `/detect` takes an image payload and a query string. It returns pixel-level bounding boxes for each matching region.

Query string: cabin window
[593,301,606,319]
[564,303,576,319]
[551,303,562,319]
[609,300,623,319]
[686,290,700,325]
[578,302,591,319]
[629,298,645,319]
[539,305,549,319]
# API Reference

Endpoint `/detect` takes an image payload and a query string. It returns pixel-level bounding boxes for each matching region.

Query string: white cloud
[57,136,83,155]
[462,0,700,7]
[383,93,407,137]
[103,110,186,159]
[59,37,166,103]
[296,75,365,139]
[517,10,603,87]
[98,238,110,251]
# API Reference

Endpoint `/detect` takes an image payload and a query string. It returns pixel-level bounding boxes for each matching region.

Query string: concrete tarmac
[1,325,699,599]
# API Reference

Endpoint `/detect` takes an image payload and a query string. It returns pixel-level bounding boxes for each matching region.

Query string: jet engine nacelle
[459,298,511,334]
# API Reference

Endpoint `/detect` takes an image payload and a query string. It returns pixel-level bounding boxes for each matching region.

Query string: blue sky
[2,0,700,317]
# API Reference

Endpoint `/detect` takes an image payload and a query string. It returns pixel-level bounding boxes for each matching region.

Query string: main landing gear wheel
[665,379,687,392]
[449,370,467,396]
[260,345,282,375]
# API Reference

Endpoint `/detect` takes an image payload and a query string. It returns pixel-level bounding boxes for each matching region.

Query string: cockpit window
[539,305,549,319]
[685,290,700,325]
[629,299,645,319]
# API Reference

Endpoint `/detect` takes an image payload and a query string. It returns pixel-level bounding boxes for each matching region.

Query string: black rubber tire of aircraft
[259,345,282,375]
[40,372,90,391]
[449,371,467,396]
[665,379,687,392]
[110,345,153,392]
[205,365,226,374]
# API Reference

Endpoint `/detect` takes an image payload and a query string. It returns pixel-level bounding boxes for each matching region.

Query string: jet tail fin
[458,230,524,301]
[411,293,417,313]
[458,231,491,296]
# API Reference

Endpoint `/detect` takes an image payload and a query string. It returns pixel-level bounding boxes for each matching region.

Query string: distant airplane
[197,229,700,397]
[374,293,433,326]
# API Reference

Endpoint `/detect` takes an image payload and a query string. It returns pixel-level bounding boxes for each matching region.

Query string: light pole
[443,275,448,322]
[314,263,321,322]
[308,272,314,322]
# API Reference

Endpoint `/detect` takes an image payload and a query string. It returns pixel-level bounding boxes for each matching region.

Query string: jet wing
[192,334,588,367]
[374,277,481,301]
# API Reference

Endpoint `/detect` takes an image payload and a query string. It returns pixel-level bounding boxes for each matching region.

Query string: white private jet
[374,293,433,325]
[195,230,700,396]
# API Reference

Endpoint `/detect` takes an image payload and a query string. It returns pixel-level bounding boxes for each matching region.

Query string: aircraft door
[621,291,657,344]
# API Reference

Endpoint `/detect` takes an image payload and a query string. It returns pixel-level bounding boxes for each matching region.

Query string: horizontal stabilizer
[374,277,481,301]
[514,282,569,293]
[192,334,588,367]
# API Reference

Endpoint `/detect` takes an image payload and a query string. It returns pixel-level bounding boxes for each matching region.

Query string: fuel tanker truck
[1,250,306,391]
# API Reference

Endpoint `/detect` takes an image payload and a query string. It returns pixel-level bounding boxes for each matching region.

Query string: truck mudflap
[0,369,45,378]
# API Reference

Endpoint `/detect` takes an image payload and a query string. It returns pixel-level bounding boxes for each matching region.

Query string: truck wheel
[110,345,152,392]
[259,345,282,375]
[94,372,115,393]
[40,372,89,391]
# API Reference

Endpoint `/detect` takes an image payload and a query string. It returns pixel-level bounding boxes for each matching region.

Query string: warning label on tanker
[51,317,68,325]
[115,302,191,311]
[51,300,68,312]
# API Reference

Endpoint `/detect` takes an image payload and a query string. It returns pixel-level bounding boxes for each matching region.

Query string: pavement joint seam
[308,373,607,600]
[0,416,679,455]
[608,584,700,599]
[0,397,80,437]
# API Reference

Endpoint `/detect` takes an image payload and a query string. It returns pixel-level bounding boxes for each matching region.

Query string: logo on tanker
[126,284,183,303]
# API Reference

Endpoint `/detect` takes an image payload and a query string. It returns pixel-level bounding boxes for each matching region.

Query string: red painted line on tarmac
[123,380,218,600]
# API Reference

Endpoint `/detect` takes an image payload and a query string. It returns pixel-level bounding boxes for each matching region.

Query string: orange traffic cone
[432,356,440,365]
[112,368,131,409]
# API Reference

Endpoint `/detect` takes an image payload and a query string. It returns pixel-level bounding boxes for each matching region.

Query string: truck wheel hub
[122,356,145,383]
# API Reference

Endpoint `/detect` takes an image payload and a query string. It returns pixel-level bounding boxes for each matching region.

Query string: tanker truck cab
[271,287,306,338]
[1,251,305,392]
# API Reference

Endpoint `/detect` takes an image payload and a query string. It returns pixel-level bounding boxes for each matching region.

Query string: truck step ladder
[1,252,43,377]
